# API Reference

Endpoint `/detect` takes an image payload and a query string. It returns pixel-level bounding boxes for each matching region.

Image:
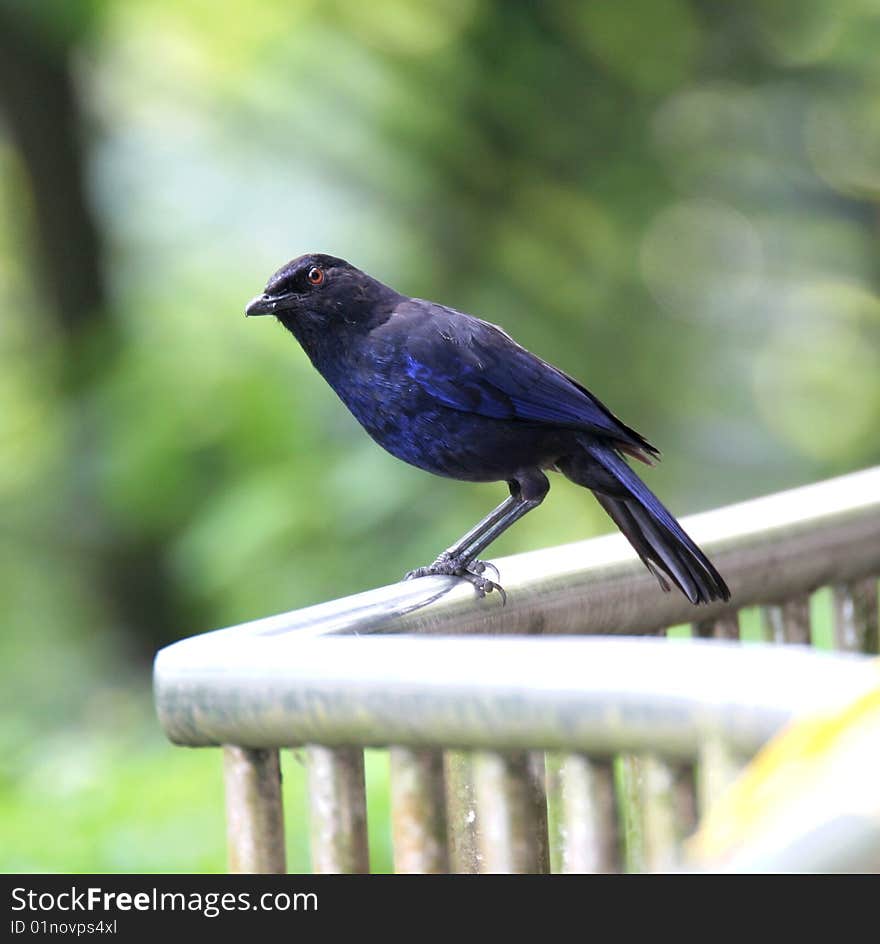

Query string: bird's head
[245,253,401,348]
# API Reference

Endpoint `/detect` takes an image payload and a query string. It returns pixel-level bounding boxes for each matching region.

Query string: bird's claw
[469,559,500,582]
[404,555,506,604]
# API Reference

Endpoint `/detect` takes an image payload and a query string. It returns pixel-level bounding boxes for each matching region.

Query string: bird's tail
[566,443,730,604]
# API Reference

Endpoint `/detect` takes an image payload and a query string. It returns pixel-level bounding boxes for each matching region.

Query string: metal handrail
[157,633,876,752]
[152,465,880,874]
[155,465,880,748]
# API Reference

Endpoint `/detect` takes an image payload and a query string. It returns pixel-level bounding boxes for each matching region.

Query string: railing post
[306,745,369,873]
[473,750,550,874]
[618,755,645,873]
[697,735,746,816]
[763,596,811,645]
[444,751,481,873]
[223,746,286,874]
[639,757,698,872]
[694,612,740,640]
[390,747,449,873]
[548,753,621,873]
[832,578,879,654]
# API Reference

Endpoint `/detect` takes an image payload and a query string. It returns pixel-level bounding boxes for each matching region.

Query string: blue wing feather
[391,302,657,459]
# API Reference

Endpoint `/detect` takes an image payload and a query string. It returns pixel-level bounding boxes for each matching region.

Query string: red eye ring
[308,266,324,285]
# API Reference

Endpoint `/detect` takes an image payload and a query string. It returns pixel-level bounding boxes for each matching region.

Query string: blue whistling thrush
[246,253,730,604]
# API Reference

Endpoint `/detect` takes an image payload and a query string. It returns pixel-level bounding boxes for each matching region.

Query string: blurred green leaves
[565,0,702,94]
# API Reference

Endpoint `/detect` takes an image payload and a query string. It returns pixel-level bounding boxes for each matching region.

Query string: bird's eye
[307,267,324,286]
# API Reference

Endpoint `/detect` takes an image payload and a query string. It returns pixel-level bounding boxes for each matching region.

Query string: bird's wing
[386,301,658,460]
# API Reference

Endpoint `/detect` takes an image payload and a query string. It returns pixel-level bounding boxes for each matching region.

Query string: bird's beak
[245,293,277,317]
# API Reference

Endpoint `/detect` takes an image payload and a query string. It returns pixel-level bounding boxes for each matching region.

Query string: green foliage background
[1,0,879,871]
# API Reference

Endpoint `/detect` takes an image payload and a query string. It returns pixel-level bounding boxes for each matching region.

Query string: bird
[246,253,730,605]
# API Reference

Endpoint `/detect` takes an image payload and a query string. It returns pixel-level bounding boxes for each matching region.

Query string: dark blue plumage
[246,253,730,604]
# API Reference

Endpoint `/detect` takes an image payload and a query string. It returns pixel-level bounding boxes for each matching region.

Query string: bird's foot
[405,553,506,603]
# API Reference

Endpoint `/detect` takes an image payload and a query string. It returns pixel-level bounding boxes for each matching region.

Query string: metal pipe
[694,612,740,640]
[697,736,747,816]
[473,751,549,873]
[639,756,697,872]
[832,578,878,654]
[390,747,448,873]
[154,466,880,655]
[223,746,286,874]
[762,595,811,645]
[156,635,877,756]
[306,746,369,874]
[549,753,621,873]
[443,751,481,874]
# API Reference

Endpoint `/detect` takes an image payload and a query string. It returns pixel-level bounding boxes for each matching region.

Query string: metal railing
[154,466,880,873]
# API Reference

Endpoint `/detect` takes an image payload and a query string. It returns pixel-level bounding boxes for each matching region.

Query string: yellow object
[689,680,880,872]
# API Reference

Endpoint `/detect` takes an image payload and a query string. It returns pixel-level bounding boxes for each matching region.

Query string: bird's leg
[404,497,538,600]
[444,498,539,568]
[435,495,521,564]
[405,474,549,600]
